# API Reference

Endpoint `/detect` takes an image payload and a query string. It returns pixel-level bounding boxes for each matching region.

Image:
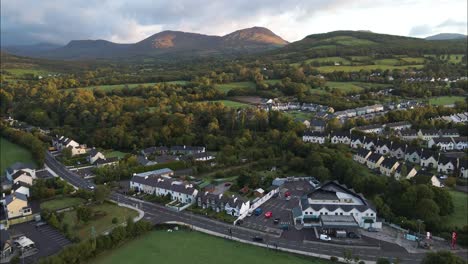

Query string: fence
[233,188,279,225]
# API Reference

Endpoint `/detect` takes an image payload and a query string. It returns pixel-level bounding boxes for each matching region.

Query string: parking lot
[242,195,297,234]
[9,222,71,262]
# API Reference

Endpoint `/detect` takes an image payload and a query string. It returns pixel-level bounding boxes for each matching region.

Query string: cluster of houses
[137,145,214,167]
[259,99,334,114]
[1,163,38,227]
[435,112,468,124]
[87,149,119,167]
[302,131,467,178]
[333,104,384,120]
[352,121,413,134]
[399,128,460,142]
[129,168,249,216]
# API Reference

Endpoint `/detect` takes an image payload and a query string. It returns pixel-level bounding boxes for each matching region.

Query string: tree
[94,185,110,203]
[62,147,73,160]
[76,206,93,223]
[421,251,466,264]
[48,213,60,229]
[376,258,390,264]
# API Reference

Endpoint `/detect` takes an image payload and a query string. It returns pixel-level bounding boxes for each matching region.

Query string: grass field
[4,68,50,77]
[316,64,424,73]
[73,81,187,91]
[445,190,468,228]
[91,230,328,264]
[104,150,129,159]
[429,96,465,106]
[325,82,365,93]
[284,111,314,120]
[209,100,251,108]
[40,197,85,211]
[0,137,36,176]
[63,202,138,240]
[215,82,256,94]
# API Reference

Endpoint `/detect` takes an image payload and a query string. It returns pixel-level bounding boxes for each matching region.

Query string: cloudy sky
[1,0,467,46]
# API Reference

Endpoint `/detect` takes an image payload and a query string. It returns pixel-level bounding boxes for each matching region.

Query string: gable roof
[386,121,411,128]
[400,129,418,136]
[331,131,351,138]
[421,150,439,160]
[131,176,197,195]
[304,131,327,137]
[356,148,372,158]
[440,129,459,136]
[438,156,458,166]
[11,170,32,180]
[367,153,384,163]
[6,162,33,174]
[380,157,400,169]
[88,148,102,157]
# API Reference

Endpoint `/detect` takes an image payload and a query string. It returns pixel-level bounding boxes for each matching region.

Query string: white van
[319,234,331,241]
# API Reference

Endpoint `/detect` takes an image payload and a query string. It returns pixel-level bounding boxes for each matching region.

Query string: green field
[0,137,36,176]
[215,82,256,94]
[4,68,51,78]
[284,111,314,121]
[73,81,187,91]
[317,64,424,73]
[325,82,364,93]
[41,197,85,211]
[445,190,468,228]
[63,202,138,240]
[209,100,251,108]
[104,150,129,159]
[429,96,465,106]
[264,79,282,85]
[91,230,328,264]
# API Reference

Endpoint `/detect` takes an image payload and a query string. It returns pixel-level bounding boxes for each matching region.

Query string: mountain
[425,33,466,40]
[222,27,288,47]
[265,30,467,62]
[2,43,62,57]
[8,27,288,60]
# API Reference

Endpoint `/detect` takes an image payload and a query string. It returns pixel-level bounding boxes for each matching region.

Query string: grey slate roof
[131,176,196,195]
[380,157,399,169]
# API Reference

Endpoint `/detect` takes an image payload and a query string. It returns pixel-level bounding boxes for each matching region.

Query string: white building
[130,176,198,204]
[428,138,454,151]
[303,131,328,144]
[292,181,380,229]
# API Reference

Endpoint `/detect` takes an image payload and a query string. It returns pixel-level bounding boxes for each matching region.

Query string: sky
[1,0,467,46]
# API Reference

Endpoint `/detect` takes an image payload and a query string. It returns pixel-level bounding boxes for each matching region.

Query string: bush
[330,256,338,262]
[112,217,118,224]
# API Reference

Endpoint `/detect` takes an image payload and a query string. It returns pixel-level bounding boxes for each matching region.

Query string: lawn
[429,96,465,106]
[63,202,138,240]
[209,100,251,108]
[445,190,468,228]
[325,82,365,93]
[41,197,85,211]
[91,230,328,264]
[104,150,129,159]
[284,111,314,121]
[4,68,50,78]
[0,137,36,176]
[73,81,187,91]
[215,82,256,94]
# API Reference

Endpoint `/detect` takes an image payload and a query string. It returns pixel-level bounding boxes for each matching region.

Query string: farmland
[91,230,328,264]
[208,100,251,108]
[0,137,36,176]
[215,81,256,94]
[429,96,465,106]
[41,197,85,211]
[316,64,424,73]
[72,81,188,91]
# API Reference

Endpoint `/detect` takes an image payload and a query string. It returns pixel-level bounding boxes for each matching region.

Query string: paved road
[45,151,95,190]
[111,192,426,264]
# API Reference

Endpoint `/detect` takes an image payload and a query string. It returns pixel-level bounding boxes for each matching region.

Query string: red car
[284,191,291,197]
[264,211,273,218]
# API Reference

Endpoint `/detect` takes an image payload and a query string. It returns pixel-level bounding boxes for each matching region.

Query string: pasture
[91,230,328,264]
[0,137,36,176]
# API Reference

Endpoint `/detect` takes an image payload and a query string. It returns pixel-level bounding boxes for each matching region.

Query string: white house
[293,181,380,229]
[420,151,439,169]
[130,176,198,204]
[362,138,376,150]
[437,157,458,175]
[354,124,384,134]
[303,131,328,144]
[366,153,385,170]
[353,148,372,164]
[390,143,406,159]
[52,136,87,156]
[330,132,351,145]
[405,147,422,164]
[385,121,412,131]
[190,152,215,161]
[5,163,36,182]
[418,129,440,141]
[452,137,468,150]
[350,135,366,149]
[375,140,392,155]
[12,182,30,197]
[87,149,106,164]
[428,138,454,151]
[379,158,400,177]
[11,170,35,186]
[196,192,249,217]
[400,129,419,141]
[440,129,460,138]
[394,165,418,180]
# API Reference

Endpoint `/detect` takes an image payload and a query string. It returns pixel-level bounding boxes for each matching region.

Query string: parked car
[264,211,273,218]
[35,222,47,228]
[224,182,232,187]
[272,192,279,198]
[348,232,361,239]
[273,218,280,224]
[319,234,331,241]
[252,236,264,242]
[254,208,263,216]
[284,191,291,198]
[367,227,378,232]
